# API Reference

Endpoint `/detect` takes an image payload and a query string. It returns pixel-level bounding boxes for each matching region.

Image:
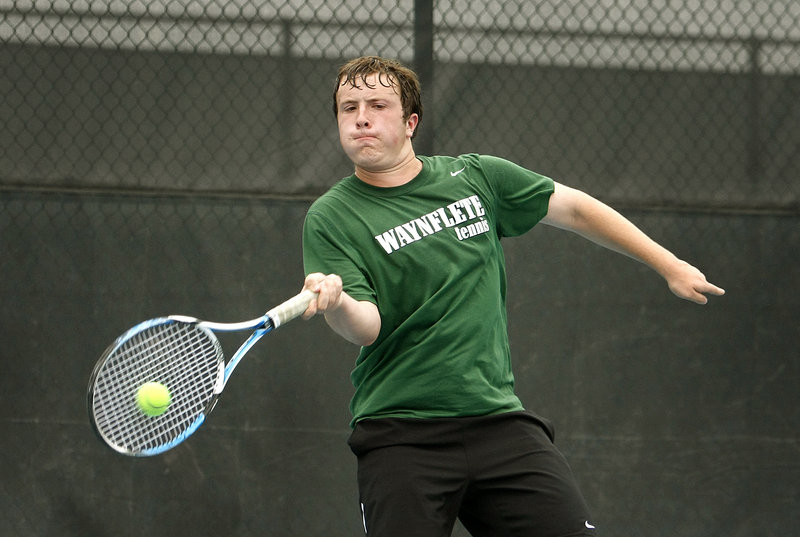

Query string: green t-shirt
[303,154,554,425]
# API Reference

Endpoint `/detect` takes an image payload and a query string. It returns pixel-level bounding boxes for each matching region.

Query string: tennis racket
[87,289,317,457]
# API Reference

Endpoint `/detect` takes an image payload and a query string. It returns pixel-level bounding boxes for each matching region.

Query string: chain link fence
[1,0,798,209]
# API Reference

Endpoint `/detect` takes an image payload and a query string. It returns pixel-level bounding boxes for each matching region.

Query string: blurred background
[1,1,798,535]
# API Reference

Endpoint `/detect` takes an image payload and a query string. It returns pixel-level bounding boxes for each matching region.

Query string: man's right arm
[301,272,381,347]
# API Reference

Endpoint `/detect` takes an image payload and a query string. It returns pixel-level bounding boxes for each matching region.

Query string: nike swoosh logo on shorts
[585,521,596,529]
[450,167,466,177]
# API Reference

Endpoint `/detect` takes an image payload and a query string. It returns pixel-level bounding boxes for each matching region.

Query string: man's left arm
[542,182,725,304]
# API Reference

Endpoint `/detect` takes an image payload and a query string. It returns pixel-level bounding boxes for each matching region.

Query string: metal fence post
[414,0,434,156]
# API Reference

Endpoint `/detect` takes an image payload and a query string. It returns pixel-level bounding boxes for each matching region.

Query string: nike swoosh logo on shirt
[450,167,466,177]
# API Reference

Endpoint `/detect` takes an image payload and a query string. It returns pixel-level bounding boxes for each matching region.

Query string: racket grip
[267,289,318,329]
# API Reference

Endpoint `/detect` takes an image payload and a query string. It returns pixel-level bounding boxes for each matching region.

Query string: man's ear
[406,113,420,139]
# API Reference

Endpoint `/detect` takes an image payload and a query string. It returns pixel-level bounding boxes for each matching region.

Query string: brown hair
[333,56,423,139]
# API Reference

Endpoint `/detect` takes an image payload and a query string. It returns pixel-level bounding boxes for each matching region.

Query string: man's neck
[355,153,423,188]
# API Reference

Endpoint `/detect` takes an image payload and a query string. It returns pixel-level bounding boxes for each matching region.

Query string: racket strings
[91,321,223,454]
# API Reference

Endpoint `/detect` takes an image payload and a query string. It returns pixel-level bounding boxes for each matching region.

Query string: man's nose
[356,106,370,127]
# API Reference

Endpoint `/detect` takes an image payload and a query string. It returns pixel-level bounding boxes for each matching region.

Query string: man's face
[335,73,418,174]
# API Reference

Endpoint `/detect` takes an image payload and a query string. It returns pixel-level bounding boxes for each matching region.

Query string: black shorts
[348,410,595,537]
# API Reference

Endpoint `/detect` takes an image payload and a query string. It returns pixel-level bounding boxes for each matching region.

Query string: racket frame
[87,289,316,456]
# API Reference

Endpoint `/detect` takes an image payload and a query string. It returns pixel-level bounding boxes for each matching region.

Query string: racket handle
[267,289,318,329]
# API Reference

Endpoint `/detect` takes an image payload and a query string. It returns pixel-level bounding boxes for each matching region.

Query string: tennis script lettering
[374,195,490,254]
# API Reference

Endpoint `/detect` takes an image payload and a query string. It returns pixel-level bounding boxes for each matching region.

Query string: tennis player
[301,56,724,537]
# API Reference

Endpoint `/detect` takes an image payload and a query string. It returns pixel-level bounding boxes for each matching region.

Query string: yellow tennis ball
[136,382,171,417]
